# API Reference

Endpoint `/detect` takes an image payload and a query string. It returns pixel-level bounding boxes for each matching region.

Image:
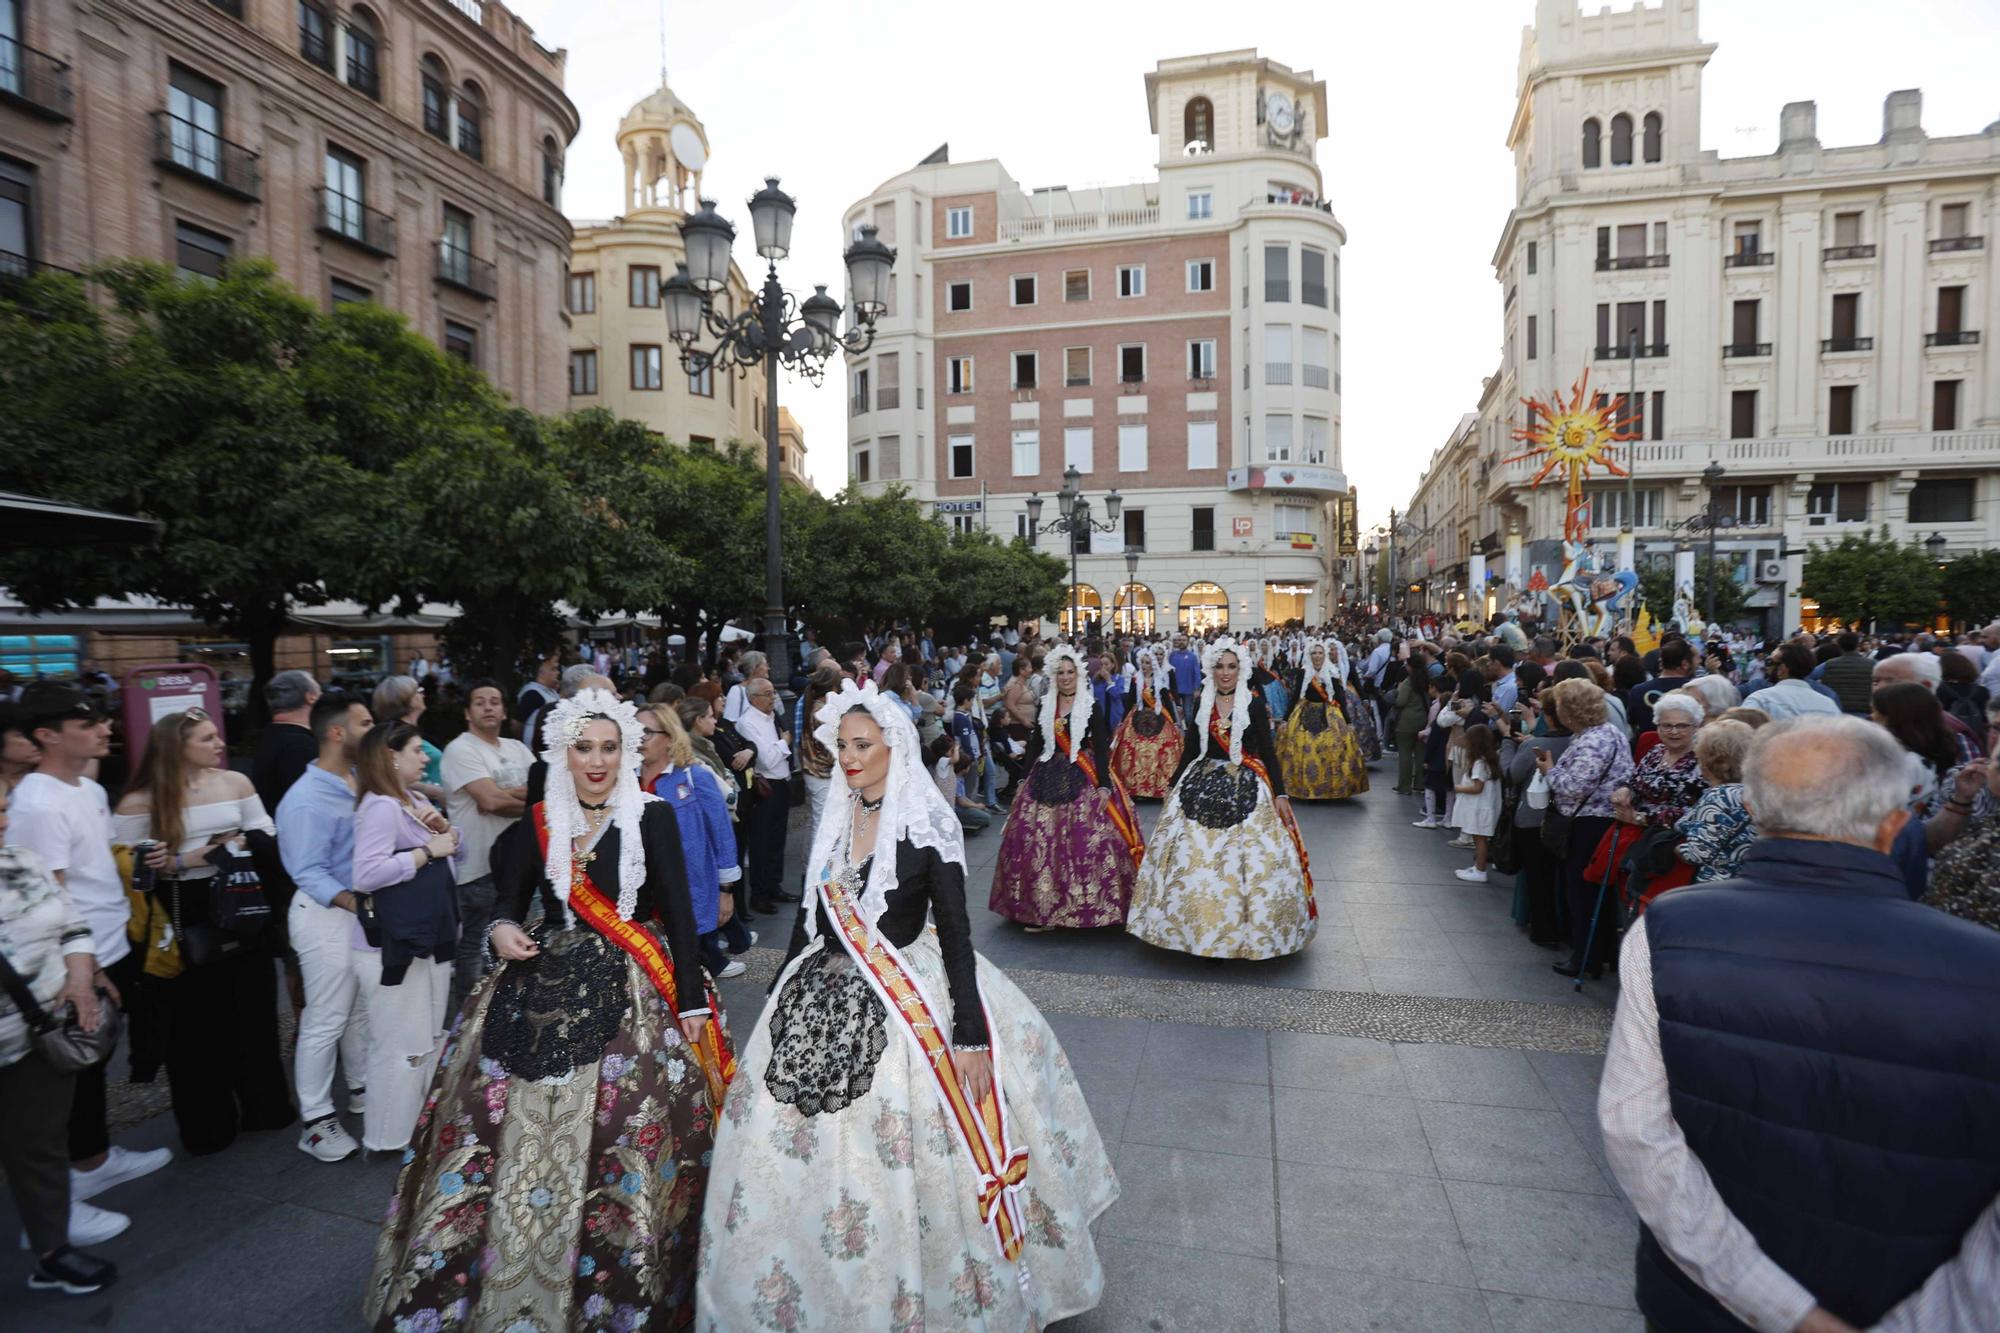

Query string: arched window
[1061,585,1103,635]
[1183,96,1214,153]
[1114,583,1156,634]
[420,55,449,140]
[1581,117,1601,169]
[1642,111,1662,163]
[541,135,562,206]
[1178,581,1230,633]
[1610,112,1634,166]
[457,80,485,161]
[345,7,382,99]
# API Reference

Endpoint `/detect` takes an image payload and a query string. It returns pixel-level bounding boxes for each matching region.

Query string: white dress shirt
[1601,917,2000,1332]
[734,705,792,780]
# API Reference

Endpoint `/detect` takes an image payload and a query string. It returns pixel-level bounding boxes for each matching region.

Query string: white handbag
[1525,768,1551,811]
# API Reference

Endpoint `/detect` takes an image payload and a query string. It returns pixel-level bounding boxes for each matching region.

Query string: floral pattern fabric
[1345,685,1383,761]
[1111,704,1183,799]
[696,931,1117,1331]
[1547,723,1635,820]
[988,754,1136,929]
[1926,810,2000,932]
[365,924,715,1332]
[1275,689,1369,801]
[1674,783,1755,882]
[1626,746,1707,828]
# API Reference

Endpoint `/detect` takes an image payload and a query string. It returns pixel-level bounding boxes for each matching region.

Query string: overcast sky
[505,0,2000,526]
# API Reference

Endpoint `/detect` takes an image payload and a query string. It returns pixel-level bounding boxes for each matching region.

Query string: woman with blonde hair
[645,703,752,978]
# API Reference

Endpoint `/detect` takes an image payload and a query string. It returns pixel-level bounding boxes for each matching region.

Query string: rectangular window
[1617,223,1646,259]
[329,277,371,306]
[1613,300,1645,351]
[1933,379,1961,431]
[1062,346,1091,387]
[1118,344,1145,383]
[1937,285,1966,335]
[1186,259,1214,292]
[1118,423,1148,472]
[1717,485,1771,527]
[1939,202,1969,240]
[1588,487,1661,529]
[947,357,973,395]
[439,204,473,285]
[1595,302,1610,351]
[1010,428,1039,477]
[947,280,972,312]
[1526,314,1537,360]
[1526,240,1537,274]
[442,320,476,365]
[1011,274,1036,306]
[1263,243,1289,302]
[946,206,972,239]
[630,344,662,390]
[850,367,870,415]
[1264,324,1292,385]
[1273,500,1311,541]
[0,160,35,269]
[1012,351,1037,390]
[1015,513,1032,539]
[1302,415,1329,464]
[1188,420,1218,470]
[1301,327,1328,387]
[1831,292,1859,342]
[1733,220,1762,256]
[1117,264,1144,298]
[877,435,901,480]
[1829,384,1856,435]
[1731,299,1760,348]
[568,271,596,314]
[1186,190,1212,220]
[948,514,977,536]
[1063,426,1093,473]
[1301,247,1327,307]
[173,220,231,280]
[167,64,225,180]
[1833,211,1862,247]
[629,265,660,308]
[1652,299,1667,348]
[1730,389,1757,439]
[1187,338,1216,380]
[1192,506,1216,552]
[1596,226,1611,263]
[853,449,870,483]
[1124,508,1146,551]
[1908,478,1974,523]
[1264,413,1293,462]
[1808,482,1867,525]
[570,349,598,395]
[1650,390,1664,441]
[322,147,365,239]
[1652,221,1668,254]
[876,352,899,410]
[688,363,713,397]
[1064,268,1089,302]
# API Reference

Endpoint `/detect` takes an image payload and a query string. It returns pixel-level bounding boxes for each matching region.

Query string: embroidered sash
[816,861,1031,1263]
[1207,715,1318,919]
[1058,718,1145,866]
[533,808,737,1113]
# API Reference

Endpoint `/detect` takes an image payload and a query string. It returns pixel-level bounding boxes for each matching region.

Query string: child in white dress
[1452,723,1502,883]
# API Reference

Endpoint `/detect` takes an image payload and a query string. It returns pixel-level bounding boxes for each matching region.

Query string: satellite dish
[669,122,707,171]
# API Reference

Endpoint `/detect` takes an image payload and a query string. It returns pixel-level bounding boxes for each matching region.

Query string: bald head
[1741,715,1911,851]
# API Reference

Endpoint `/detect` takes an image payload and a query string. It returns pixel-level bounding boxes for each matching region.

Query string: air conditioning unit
[1756,559,1786,584]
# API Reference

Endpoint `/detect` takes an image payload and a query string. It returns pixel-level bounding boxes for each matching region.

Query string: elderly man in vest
[1599,714,2000,1332]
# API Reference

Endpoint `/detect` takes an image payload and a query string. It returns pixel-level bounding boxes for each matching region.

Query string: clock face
[1267,92,1296,136]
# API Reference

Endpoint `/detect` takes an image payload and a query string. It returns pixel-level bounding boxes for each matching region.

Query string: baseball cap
[19,680,105,729]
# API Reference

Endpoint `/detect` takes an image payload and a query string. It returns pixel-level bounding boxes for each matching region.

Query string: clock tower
[1144,49,1327,166]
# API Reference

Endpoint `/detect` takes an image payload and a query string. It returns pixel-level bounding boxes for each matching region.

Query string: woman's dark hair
[1455,669,1489,704]
[354,721,423,804]
[1939,650,1978,687]
[1460,722,1499,772]
[1550,660,1591,684]
[1611,655,1647,692]
[881,662,910,696]
[1515,662,1548,698]
[923,733,953,768]
[1872,682,1956,777]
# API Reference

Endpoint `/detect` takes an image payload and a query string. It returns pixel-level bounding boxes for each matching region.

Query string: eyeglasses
[643,728,671,739]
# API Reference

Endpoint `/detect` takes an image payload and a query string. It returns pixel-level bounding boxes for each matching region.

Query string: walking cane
[1574,852,1619,994]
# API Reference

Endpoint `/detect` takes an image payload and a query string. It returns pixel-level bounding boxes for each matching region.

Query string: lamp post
[1620,327,1640,573]
[1925,531,1948,565]
[1123,546,1142,635]
[1025,463,1121,642]
[1363,539,1378,612]
[665,180,895,690]
[1700,460,1728,628]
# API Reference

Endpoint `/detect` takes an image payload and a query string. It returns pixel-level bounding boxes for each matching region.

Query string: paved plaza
[2,773,1645,1331]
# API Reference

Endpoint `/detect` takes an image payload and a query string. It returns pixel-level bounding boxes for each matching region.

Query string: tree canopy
[1799,528,1942,631]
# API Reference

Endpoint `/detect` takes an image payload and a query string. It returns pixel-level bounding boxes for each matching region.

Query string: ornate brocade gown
[1110,685,1184,800]
[1276,674,1369,801]
[988,711,1144,929]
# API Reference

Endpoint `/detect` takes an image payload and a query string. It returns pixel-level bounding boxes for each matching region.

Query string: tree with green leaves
[1800,527,1942,630]
[931,528,1067,641]
[1636,557,1750,630]
[1941,548,2000,630]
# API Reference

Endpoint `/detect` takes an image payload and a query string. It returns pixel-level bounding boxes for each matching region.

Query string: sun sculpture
[1506,371,1641,639]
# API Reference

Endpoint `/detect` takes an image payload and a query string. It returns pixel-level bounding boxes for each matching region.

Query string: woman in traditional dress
[1251,639,1291,725]
[1126,637,1318,960]
[1335,638,1384,761]
[1276,640,1369,801]
[697,680,1117,1331]
[367,688,731,1333]
[988,646,1145,932]
[1111,647,1183,800]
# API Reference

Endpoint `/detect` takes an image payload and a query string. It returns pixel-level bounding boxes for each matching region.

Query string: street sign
[121,662,225,761]
[933,499,984,515]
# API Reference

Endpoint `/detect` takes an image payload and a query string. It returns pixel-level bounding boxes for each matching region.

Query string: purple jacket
[1547,723,1634,820]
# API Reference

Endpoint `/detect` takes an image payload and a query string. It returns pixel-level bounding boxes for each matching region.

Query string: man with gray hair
[1875,651,1982,761]
[1600,715,2000,1332]
[252,670,322,816]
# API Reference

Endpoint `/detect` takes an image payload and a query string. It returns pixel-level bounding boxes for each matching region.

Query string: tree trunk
[241,602,285,744]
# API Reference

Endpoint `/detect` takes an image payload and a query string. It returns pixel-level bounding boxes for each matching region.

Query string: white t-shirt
[440,731,534,883]
[8,771,130,967]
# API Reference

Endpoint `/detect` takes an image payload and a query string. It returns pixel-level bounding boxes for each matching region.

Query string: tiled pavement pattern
[4,769,1643,1331]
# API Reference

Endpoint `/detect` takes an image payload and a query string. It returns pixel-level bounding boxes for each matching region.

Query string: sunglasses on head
[181,707,211,723]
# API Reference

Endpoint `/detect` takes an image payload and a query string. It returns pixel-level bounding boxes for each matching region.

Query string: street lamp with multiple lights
[665,178,895,689]
[1025,464,1122,640]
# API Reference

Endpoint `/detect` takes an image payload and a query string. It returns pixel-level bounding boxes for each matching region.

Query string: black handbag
[170,843,273,966]
[1539,747,1615,856]
[0,947,123,1075]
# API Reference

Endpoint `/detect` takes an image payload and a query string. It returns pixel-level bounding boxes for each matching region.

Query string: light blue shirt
[1491,672,1520,713]
[276,763,356,908]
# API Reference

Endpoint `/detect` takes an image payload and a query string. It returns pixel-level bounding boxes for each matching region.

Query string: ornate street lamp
[1700,460,1728,629]
[1026,463,1121,639]
[668,181,895,689]
[1123,546,1141,634]
[1925,531,1949,564]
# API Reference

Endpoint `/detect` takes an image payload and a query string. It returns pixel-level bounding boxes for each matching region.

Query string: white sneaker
[716,959,748,979]
[747,930,760,947]
[18,1200,129,1251]
[298,1116,358,1163]
[347,1087,367,1114]
[69,1145,172,1202]
[1454,867,1490,883]
[1411,817,1440,829]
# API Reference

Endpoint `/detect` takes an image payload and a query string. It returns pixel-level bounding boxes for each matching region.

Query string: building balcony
[849,393,868,417]
[1226,463,1347,498]
[433,241,496,300]
[1265,282,1289,303]
[0,250,82,288]
[314,187,396,258]
[1823,244,1876,262]
[1302,365,1330,390]
[876,387,899,411]
[1926,330,1981,347]
[1595,254,1668,271]
[1595,342,1669,359]
[1302,282,1328,307]
[1723,250,1774,268]
[151,111,261,201]
[0,36,75,121]
[1929,236,1984,254]
[1722,341,1772,357]
[1257,191,1333,213]
[1821,336,1873,353]
[1065,376,1090,388]
[1266,362,1292,385]
[996,204,1159,243]
[1489,429,2000,494]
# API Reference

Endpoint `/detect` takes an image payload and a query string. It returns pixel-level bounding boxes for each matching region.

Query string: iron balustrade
[0,35,74,120]
[151,111,261,200]
[1821,337,1873,353]
[314,186,396,257]
[433,241,496,299]
[1823,244,1876,261]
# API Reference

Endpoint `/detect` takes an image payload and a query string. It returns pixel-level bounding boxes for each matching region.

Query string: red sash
[533,806,737,1113]
[1207,715,1317,918]
[1058,718,1145,866]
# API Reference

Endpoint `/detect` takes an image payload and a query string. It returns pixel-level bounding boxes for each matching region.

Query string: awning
[0,492,162,552]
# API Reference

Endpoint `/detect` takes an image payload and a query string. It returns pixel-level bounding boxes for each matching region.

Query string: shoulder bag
[1540,745,1616,856]
[0,948,124,1075]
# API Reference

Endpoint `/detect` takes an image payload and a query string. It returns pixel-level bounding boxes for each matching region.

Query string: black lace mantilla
[1026,754,1090,805]
[1131,709,1167,738]
[764,945,889,1116]
[1295,700,1330,735]
[483,923,630,1081]
[1181,759,1262,828]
